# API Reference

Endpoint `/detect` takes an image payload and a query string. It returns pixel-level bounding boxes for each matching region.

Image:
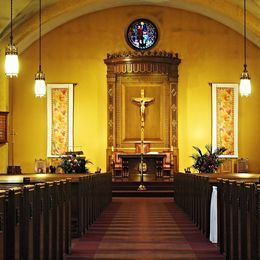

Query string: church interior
[0,0,260,174]
[0,0,260,259]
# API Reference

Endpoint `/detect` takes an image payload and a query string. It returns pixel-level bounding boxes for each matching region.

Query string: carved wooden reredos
[104,51,181,170]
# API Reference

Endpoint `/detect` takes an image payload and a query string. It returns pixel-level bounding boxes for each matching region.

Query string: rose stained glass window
[126,19,158,50]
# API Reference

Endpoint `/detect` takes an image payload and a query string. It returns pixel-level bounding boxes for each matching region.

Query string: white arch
[7,0,260,52]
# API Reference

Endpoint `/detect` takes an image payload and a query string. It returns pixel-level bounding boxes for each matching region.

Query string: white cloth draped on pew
[209,185,218,243]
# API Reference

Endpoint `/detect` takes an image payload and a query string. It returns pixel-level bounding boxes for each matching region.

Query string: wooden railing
[174,172,260,259]
[0,172,112,260]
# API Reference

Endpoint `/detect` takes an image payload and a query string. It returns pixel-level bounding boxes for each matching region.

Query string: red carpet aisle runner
[65,198,224,259]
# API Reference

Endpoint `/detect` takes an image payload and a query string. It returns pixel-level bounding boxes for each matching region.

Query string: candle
[111,146,114,152]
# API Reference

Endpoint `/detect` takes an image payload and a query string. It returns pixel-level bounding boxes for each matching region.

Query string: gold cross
[132,89,154,126]
[132,89,154,153]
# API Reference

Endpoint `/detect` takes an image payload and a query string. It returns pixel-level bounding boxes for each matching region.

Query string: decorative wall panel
[212,83,238,158]
[47,84,74,157]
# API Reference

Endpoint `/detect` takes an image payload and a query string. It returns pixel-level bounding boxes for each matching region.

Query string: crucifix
[132,89,154,190]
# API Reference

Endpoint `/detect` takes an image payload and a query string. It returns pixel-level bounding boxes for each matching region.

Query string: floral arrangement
[191,144,226,173]
[59,153,92,173]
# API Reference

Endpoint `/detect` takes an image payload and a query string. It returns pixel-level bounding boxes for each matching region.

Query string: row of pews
[174,172,260,260]
[0,173,112,260]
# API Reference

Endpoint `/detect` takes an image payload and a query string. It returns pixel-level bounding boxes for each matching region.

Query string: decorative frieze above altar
[106,50,178,59]
[105,51,180,77]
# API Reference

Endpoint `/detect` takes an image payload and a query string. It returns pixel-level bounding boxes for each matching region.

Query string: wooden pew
[220,181,259,260]
[5,187,22,260]
[52,181,61,260]
[201,176,211,238]
[174,174,211,238]
[0,191,6,260]
[64,179,72,255]
[174,172,260,259]
[192,175,198,226]
[71,177,84,238]
[0,184,41,260]
[83,176,90,232]
[42,180,71,260]
[217,179,224,254]
[237,182,246,260]
[257,185,260,260]
[229,180,239,260]
[223,180,231,259]
[0,172,112,259]
[21,185,35,260]
[245,183,257,260]
[58,180,66,259]
[43,181,55,260]
[33,183,46,260]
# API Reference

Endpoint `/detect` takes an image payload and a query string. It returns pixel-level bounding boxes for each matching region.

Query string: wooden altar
[119,153,165,181]
[111,150,176,181]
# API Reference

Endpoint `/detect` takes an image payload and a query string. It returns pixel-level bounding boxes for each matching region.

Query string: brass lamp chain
[10,0,13,45]
[39,0,42,72]
[243,0,247,71]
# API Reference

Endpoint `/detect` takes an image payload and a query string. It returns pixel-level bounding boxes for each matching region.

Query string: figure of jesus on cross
[132,89,154,149]
[132,89,154,190]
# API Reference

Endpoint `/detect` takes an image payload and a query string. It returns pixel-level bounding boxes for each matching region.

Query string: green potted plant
[59,153,92,173]
[191,144,226,173]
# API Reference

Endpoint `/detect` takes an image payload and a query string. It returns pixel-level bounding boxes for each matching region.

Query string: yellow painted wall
[10,5,260,173]
[0,40,10,173]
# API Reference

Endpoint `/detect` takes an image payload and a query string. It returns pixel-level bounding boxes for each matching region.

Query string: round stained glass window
[126,19,159,51]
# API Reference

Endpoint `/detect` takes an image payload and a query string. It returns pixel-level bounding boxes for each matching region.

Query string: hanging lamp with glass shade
[5,0,19,77]
[34,0,46,97]
[240,0,251,97]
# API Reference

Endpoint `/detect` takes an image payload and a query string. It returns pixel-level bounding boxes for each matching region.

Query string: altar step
[112,181,174,197]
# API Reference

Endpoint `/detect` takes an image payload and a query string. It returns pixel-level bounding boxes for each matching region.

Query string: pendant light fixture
[34,0,46,97]
[240,0,251,97]
[5,0,19,77]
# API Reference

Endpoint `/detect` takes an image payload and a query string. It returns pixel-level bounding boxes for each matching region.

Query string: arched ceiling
[1,0,260,51]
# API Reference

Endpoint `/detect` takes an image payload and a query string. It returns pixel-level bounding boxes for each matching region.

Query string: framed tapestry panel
[212,83,238,158]
[47,83,74,157]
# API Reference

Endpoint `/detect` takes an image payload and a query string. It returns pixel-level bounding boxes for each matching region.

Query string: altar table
[119,153,165,181]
